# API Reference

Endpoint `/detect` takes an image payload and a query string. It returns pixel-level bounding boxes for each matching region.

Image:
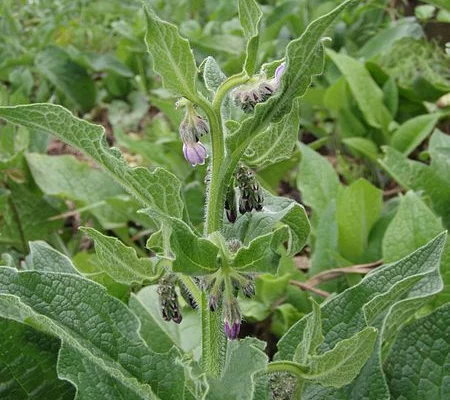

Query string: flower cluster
[157,275,182,324]
[233,62,285,113]
[236,165,264,214]
[178,102,209,166]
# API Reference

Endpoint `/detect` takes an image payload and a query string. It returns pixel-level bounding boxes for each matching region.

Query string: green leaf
[26,153,131,228]
[306,327,377,388]
[244,99,300,168]
[223,191,310,257]
[81,227,160,285]
[129,286,201,355]
[277,232,447,399]
[327,49,392,132]
[384,304,450,399]
[141,210,219,275]
[226,0,356,156]
[337,179,383,263]
[0,104,184,218]
[0,317,75,399]
[35,46,96,112]
[206,338,268,400]
[391,114,440,156]
[380,143,450,228]
[0,268,186,400]
[232,228,286,273]
[238,0,263,75]
[294,299,323,365]
[382,191,450,305]
[298,142,340,214]
[25,241,78,274]
[343,137,380,162]
[202,56,227,93]
[144,8,198,101]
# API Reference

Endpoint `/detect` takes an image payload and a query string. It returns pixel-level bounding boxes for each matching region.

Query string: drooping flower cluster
[178,101,209,166]
[236,165,264,214]
[233,62,285,113]
[157,275,182,324]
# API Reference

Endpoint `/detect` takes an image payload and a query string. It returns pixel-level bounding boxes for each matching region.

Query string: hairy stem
[267,361,307,397]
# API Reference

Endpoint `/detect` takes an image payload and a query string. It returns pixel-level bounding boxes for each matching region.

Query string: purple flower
[224,319,240,340]
[274,62,286,84]
[183,141,207,166]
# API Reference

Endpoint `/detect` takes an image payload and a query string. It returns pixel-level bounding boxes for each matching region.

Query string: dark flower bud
[242,275,256,298]
[223,297,242,340]
[178,280,198,310]
[235,165,264,214]
[224,185,237,223]
[157,277,182,324]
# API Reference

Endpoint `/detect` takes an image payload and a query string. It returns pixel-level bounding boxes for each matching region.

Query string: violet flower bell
[179,102,209,166]
[223,297,242,340]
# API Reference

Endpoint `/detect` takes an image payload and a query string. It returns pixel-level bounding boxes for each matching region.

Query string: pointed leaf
[25,241,78,274]
[0,104,183,218]
[144,8,198,101]
[81,227,160,285]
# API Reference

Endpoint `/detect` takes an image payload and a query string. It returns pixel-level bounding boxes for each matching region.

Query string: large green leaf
[0,268,186,400]
[206,338,268,400]
[35,46,96,112]
[297,143,340,215]
[382,191,450,305]
[384,303,450,399]
[144,8,198,101]
[226,0,356,156]
[0,104,183,218]
[244,99,300,169]
[81,227,160,285]
[238,0,263,75]
[25,241,78,274]
[0,317,75,400]
[337,179,383,263]
[327,49,392,132]
[277,233,446,399]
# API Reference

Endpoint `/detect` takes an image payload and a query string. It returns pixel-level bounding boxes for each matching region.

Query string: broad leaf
[36,46,96,112]
[277,233,446,399]
[297,143,339,215]
[384,303,450,399]
[0,268,186,400]
[222,191,310,257]
[0,317,75,399]
[81,227,160,285]
[306,327,377,388]
[25,241,78,274]
[337,179,383,263]
[238,0,263,75]
[144,8,198,101]
[141,210,219,275]
[244,99,300,168]
[0,104,184,218]
[206,338,268,400]
[226,0,356,156]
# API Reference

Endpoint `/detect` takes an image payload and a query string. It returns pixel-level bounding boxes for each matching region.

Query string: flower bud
[224,185,237,223]
[178,280,198,310]
[223,297,241,340]
[235,165,264,214]
[242,275,256,298]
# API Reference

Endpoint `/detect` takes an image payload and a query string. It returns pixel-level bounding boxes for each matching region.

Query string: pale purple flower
[274,62,286,84]
[183,141,207,166]
[223,297,242,340]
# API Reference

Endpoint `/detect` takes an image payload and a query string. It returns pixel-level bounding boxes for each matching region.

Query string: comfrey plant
[0,0,448,399]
